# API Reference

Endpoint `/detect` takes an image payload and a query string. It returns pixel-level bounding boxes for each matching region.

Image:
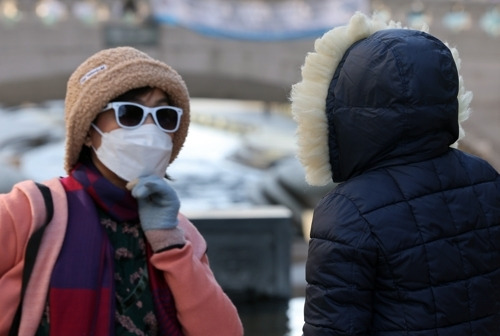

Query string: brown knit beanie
[64,46,190,174]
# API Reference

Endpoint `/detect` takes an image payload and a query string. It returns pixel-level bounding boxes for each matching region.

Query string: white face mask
[91,123,173,182]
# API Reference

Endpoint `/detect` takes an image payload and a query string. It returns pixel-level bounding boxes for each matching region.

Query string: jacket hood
[290,12,472,185]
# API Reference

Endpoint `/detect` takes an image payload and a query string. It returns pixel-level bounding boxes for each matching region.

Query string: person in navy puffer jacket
[290,12,500,335]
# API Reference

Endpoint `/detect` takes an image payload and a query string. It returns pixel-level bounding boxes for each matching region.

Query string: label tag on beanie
[80,65,107,84]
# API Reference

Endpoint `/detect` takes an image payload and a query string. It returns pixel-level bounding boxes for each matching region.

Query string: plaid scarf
[47,161,183,335]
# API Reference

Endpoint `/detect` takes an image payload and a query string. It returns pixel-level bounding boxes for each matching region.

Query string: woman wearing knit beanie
[0,47,243,335]
[291,12,500,335]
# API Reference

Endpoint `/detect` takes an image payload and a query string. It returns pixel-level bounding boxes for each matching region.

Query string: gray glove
[129,175,180,231]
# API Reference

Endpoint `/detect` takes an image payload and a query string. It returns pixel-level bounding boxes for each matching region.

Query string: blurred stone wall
[0,14,313,106]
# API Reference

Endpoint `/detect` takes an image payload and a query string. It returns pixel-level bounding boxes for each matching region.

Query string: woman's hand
[128,176,186,251]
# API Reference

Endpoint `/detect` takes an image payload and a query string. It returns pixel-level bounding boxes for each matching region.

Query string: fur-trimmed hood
[290,12,472,185]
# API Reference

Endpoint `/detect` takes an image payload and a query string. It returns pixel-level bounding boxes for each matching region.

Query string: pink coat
[0,178,243,336]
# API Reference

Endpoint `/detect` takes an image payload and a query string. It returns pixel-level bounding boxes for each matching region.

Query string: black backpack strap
[9,182,54,336]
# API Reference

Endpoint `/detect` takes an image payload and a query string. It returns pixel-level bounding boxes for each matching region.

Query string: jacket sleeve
[149,215,243,336]
[304,193,378,336]
[0,180,45,335]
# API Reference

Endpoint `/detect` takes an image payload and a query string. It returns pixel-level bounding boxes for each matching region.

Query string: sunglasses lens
[156,108,179,131]
[117,104,144,127]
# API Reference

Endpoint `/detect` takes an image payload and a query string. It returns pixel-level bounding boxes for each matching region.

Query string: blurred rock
[249,156,336,235]
[0,164,28,193]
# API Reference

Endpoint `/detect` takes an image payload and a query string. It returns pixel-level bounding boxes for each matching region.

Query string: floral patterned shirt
[101,210,158,335]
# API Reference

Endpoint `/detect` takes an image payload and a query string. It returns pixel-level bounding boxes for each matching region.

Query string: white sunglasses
[101,101,183,133]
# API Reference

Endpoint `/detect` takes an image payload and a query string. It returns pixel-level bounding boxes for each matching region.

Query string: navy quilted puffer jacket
[303,29,500,335]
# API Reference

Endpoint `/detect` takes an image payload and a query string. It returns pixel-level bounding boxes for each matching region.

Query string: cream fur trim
[290,11,472,186]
